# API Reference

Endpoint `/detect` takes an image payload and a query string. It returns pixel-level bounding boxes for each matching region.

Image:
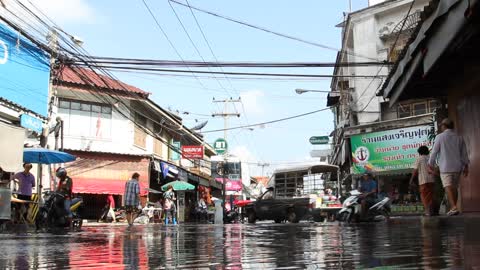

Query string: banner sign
[350,125,434,174]
[20,114,43,133]
[0,22,50,117]
[181,145,204,159]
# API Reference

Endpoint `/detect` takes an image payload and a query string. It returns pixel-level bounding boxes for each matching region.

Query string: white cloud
[231,145,256,163]
[22,0,95,24]
[240,90,265,116]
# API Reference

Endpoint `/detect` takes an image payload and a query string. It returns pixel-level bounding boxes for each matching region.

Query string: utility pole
[212,97,241,142]
[255,162,270,176]
[212,97,241,221]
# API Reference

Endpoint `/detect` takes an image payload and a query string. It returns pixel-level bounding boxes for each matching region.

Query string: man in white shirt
[428,119,469,216]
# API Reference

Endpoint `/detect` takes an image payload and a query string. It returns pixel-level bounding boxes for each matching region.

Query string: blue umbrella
[23,148,76,164]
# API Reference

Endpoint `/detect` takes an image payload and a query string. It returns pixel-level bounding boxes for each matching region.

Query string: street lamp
[295,88,330,94]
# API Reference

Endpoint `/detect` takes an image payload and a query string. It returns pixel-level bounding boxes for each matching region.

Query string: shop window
[57,99,112,139]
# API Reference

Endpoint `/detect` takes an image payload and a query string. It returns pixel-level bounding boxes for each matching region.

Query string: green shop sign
[350,125,434,174]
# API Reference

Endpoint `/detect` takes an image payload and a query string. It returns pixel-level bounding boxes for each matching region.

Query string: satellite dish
[191,121,208,131]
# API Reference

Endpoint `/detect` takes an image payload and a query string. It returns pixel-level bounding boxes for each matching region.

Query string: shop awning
[0,121,25,172]
[381,0,470,104]
[73,177,148,196]
[65,151,150,196]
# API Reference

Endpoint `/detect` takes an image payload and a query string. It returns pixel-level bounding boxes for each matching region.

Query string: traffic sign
[213,138,228,154]
[309,136,329,145]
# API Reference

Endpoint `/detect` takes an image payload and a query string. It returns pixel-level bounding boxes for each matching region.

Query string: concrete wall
[344,0,429,125]
[53,88,170,159]
[446,71,480,212]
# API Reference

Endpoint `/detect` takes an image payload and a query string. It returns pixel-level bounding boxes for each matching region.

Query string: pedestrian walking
[410,146,435,216]
[124,173,140,226]
[107,194,116,222]
[163,185,177,224]
[428,118,469,216]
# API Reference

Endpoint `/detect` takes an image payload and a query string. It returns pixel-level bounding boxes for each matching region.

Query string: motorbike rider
[359,173,378,219]
[56,167,74,228]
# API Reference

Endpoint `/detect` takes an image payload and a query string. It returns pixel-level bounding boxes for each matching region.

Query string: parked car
[244,188,313,224]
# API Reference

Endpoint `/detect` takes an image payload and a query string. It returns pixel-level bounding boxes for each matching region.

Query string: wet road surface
[0,216,479,269]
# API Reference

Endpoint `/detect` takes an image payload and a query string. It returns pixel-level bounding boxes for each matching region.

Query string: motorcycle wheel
[287,210,298,223]
[72,218,83,230]
[35,209,49,231]
[337,212,352,223]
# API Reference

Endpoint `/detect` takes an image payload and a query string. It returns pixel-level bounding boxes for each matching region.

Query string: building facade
[328,0,439,209]
[49,66,216,219]
[381,0,480,212]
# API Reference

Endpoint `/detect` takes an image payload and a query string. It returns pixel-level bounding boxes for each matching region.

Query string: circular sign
[354,146,370,164]
[213,138,228,155]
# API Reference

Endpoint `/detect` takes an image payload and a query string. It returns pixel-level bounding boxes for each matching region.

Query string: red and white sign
[215,178,243,191]
[182,145,204,159]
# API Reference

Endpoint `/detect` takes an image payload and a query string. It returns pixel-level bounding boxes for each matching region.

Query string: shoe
[447,209,460,216]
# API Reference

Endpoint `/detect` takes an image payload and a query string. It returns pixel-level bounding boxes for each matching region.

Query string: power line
[71,64,387,78]
[168,0,378,61]
[201,107,330,133]
[140,0,210,92]
[70,57,390,68]
[166,0,231,94]
[10,1,218,167]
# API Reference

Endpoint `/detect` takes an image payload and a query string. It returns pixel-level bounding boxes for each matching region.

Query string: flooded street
[1,216,479,269]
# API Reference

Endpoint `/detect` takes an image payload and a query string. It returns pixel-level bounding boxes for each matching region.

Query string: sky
[27,0,369,176]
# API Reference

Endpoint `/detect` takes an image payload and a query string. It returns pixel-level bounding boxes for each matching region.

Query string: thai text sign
[0,23,50,117]
[350,125,434,174]
[182,145,204,159]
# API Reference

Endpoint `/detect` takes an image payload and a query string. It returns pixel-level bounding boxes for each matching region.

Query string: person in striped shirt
[124,173,140,226]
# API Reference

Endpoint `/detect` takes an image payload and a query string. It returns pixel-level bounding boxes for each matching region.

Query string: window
[134,113,147,148]
[413,102,427,115]
[397,100,440,118]
[429,100,440,113]
[57,99,112,138]
[397,103,412,118]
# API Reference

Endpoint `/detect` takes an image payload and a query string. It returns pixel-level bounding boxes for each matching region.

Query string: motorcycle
[224,207,240,224]
[35,191,83,230]
[337,190,390,223]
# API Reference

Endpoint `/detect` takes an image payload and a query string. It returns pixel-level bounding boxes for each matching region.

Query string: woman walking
[163,185,177,225]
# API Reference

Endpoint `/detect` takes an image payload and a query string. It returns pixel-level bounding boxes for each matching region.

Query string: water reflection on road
[0,216,479,269]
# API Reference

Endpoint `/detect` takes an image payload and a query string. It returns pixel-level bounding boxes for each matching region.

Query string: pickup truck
[244,188,312,224]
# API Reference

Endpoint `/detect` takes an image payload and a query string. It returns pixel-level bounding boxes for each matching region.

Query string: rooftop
[57,66,150,98]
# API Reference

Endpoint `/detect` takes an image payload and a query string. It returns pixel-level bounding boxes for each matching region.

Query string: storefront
[65,150,149,219]
[381,0,480,212]
[349,124,435,214]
